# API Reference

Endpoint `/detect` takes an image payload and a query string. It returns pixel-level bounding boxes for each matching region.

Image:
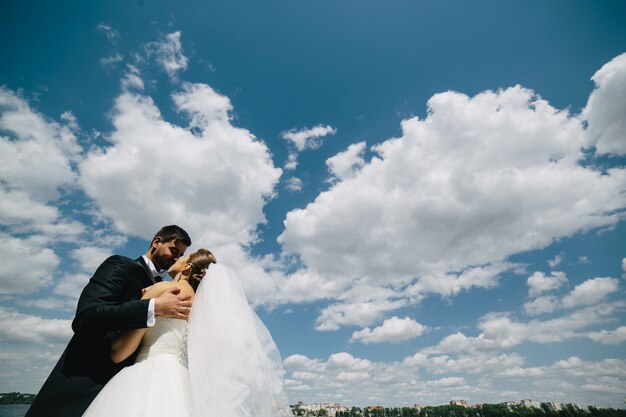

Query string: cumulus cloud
[523,295,560,316]
[121,65,145,91]
[147,31,188,81]
[282,349,625,407]
[547,254,563,268]
[0,87,80,200]
[285,177,303,191]
[282,124,336,170]
[425,377,466,387]
[0,87,84,242]
[79,80,285,301]
[582,53,626,155]
[587,326,626,345]
[561,277,619,309]
[315,298,407,331]
[327,352,372,370]
[80,82,280,246]
[0,233,59,294]
[527,271,568,297]
[0,307,72,345]
[279,81,626,322]
[350,316,429,344]
[0,308,72,392]
[282,124,337,152]
[326,141,367,181]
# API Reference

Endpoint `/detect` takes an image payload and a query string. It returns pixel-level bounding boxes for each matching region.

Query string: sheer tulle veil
[187,264,294,417]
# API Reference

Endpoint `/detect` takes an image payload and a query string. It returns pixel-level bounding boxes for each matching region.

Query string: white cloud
[80,83,280,247]
[327,352,372,370]
[282,348,625,408]
[407,262,517,298]
[0,307,72,345]
[547,254,563,268]
[527,271,568,297]
[121,65,145,91]
[147,31,188,81]
[70,246,113,273]
[582,53,626,155]
[284,354,323,370]
[315,298,407,331]
[279,83,626,317]
[587,326,626,345]
[336,371,369,381]
[0,308,72,392]
[425,377,466,387]
[282,124,336,171]
[97,23,120,42]
[0,233,59,294]
[282,124,337,152]
[350,316,429,344]
[0,87,80,200]
[79,81,285,302]
[100,53,123,68]
[326,141,366,181]
[523,295,559,316]
[0,87,84,241]
[562,277,619,309]
[285,177,303,191]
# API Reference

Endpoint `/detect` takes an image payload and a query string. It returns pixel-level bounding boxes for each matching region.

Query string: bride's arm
[110,282,174,363]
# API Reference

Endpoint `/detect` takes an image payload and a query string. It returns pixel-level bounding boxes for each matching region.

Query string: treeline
[0,392,36,405]
[332,404,626,417]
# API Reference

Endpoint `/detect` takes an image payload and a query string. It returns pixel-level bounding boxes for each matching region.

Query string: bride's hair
[187,248,217,291]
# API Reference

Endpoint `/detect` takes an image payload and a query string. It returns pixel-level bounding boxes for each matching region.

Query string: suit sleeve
[72,256,151,334]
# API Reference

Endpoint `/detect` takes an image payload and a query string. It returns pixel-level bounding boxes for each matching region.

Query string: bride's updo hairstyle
[187,249,217,292]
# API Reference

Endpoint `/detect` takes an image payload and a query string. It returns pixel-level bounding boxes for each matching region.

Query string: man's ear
[152,237,162,248]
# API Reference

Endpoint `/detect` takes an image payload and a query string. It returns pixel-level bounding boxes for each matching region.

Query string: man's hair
[152,225,191,246]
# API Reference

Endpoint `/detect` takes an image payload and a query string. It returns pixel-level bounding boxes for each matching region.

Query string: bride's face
[168,255,190,277]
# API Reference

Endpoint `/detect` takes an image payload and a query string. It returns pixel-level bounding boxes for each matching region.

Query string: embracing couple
[26,225,292,417]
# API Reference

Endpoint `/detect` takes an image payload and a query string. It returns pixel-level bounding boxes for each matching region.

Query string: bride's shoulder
[142,281,194,299]
[142,281,178,298]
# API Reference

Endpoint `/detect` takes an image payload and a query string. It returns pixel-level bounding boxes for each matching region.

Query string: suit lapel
[135,256,156,284]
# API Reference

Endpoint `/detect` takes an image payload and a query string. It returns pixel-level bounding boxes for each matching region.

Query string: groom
[26,225,192,417]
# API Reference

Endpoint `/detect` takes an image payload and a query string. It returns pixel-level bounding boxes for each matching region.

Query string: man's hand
[154,287,192,319]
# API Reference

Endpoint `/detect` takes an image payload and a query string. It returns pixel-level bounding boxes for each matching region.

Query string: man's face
[151,238,188,271]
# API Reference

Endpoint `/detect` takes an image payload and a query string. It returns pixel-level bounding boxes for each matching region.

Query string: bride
[82,249,293,417]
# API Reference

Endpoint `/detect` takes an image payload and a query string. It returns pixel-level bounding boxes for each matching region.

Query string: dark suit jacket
[26,255,154,417]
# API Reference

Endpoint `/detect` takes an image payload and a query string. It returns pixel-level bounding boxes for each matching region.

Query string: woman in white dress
[82,249,293,417]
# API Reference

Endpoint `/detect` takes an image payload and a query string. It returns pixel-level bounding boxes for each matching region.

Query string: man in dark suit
[26,225,192,417]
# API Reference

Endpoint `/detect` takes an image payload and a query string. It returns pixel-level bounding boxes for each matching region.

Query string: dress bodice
[135,318,187,365]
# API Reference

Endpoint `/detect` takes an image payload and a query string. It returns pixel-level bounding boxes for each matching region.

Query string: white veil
[187,264,293,417]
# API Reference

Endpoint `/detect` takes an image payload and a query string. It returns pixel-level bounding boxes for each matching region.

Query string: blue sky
[1,0,626,409]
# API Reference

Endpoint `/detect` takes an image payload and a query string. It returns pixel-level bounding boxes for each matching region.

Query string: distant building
[521,399,541,409]
[366,406,384,411]
[298,402,348,417]
[450,400,468,407]
[543,402,563,412]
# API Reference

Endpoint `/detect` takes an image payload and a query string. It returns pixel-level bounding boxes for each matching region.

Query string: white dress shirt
[141,255,163,327]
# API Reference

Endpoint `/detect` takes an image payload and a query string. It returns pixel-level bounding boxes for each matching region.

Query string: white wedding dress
[82,264,293,417]
[82,317,196,417]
